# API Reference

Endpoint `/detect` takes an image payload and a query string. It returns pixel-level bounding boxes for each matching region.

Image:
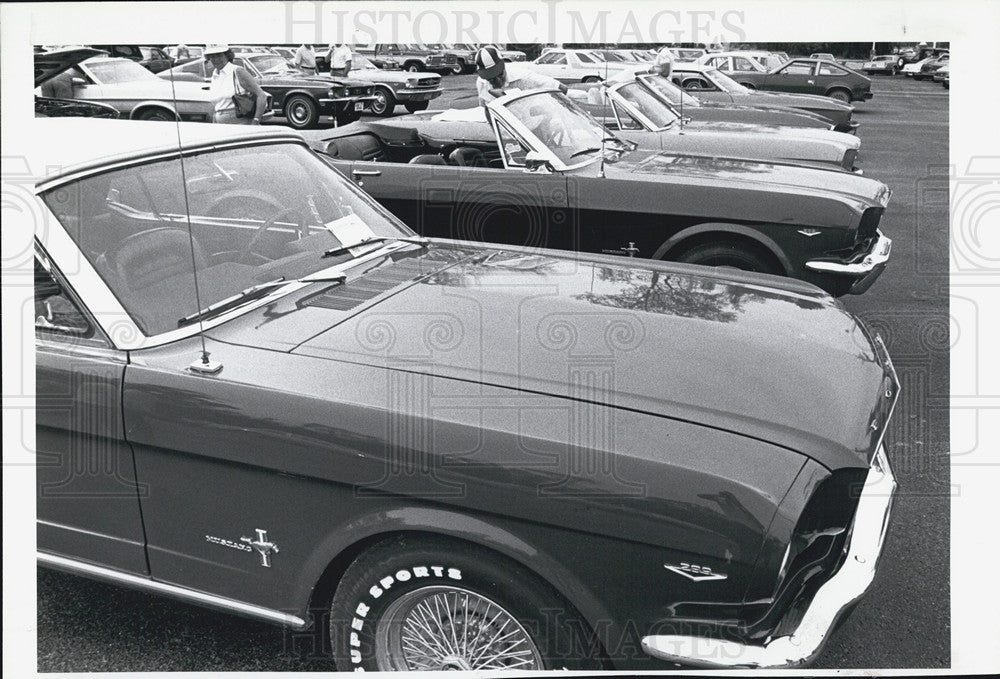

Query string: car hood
[34,47,107,86]
[666,121,859,158]
[744,90,855,112]
[607,150,886,208]
[697,101,834,124]
[210,244,893,471]
[263,72,373,88]
[355,68,438,82]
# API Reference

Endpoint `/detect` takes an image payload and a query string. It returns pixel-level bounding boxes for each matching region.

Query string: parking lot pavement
[36,75,950,671]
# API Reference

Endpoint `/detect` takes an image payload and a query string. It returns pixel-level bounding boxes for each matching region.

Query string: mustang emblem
[241,529,280,568]
[664,562,728,582]
[797,228,822,237]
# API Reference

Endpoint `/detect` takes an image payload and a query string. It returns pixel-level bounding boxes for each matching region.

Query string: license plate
[354,102,364,111]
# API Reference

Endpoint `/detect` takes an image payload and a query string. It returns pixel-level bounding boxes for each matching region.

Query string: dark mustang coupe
[160,52,376,127]
[668,65,859,132]
[34,118,898,671]
[306,89,892,296]
[720,58,874,104]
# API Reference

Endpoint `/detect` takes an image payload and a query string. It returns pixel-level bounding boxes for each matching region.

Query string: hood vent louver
[305,257,431,312]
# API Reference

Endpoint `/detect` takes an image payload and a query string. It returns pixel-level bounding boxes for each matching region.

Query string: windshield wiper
[569,138,627,159]
[321,235,429,259]
[178,278,288,327]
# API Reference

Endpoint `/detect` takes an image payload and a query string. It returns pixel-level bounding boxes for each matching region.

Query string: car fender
[291,505,614,644]
[128,100,180,119]
[652,222,794,275]
[276,88,322,108]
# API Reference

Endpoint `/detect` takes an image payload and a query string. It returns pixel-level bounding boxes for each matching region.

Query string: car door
[767,59,818,93]
[35,249,148,575]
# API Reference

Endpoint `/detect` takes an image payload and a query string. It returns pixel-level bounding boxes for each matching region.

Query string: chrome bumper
[805,229,891,294]
[642,445,897,668]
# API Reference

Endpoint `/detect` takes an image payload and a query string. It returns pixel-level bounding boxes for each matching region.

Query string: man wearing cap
[475,46,566,107]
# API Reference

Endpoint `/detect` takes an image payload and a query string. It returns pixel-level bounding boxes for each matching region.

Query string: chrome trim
[805,230,891,275]
[38,552,308,629]
[36,136,305,194]
[642,445,896,668]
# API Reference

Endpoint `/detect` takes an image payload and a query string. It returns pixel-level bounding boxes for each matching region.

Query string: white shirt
[209,61,241,114]
[477,63,561,106]
[294,45,316,70]
[331,45,352,69]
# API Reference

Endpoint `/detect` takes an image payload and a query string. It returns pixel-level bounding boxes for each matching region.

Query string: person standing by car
[475,45,566,107]
[205,44,267,124]
[652,45,675,79]
[293,44,316,74]
[330,43,352,76]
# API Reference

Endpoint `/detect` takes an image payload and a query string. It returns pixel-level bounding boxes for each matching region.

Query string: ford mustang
[33,118,898,671]
[305,89,892,296]
[581,69,839,131]
[667,65,860,132]
[571,78,861,171]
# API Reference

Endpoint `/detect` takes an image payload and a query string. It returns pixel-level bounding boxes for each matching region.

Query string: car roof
[30,118,304,188]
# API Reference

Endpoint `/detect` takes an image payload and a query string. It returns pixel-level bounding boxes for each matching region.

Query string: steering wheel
[240,207,307,264]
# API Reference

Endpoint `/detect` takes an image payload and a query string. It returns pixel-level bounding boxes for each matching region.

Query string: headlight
[329,86,345,98]
[406,78,418,88]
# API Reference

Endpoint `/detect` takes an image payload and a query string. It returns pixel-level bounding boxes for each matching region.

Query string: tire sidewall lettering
[348,564,464,667]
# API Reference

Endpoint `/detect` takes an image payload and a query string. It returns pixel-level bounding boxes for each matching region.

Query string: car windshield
[86,59,160,84]
[614,82,680,129]
[703,69,748,93]
[249,54,291,73]
[637,74,700,107]
[353,54,376,69]
[42,142,412,337]
[504,91,627,167]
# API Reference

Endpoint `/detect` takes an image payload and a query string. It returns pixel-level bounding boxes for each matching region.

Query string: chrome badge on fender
[664,562,728,582]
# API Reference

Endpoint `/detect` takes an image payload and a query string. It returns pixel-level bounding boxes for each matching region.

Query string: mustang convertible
[33,118,898,671]
[571,79,862,172]
[577,70,839,131]
[307,89,892,296]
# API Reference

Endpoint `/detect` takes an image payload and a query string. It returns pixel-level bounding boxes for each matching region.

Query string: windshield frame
[487,88,631,172]
[606,81,681,132]
[37,138,420,350]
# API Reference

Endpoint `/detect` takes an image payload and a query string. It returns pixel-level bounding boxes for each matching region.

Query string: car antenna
[598,53,609,179]
[676,63,685,134]
[166,61,222,374]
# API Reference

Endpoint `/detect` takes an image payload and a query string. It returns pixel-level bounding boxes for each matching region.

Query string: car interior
[318,131,502,168]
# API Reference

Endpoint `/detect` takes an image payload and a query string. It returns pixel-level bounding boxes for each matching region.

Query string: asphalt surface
[36,72,950,671]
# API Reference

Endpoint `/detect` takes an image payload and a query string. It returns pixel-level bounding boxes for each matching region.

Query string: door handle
[351,168,382,177]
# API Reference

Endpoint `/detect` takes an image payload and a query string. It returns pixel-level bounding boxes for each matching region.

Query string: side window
[34,255,96,340]
[576,52,596,64]
[494,119,530,167]
[551,54,567,65]
[780,61,815,75]
[818,63,848,76]
[733,57,758,71]
[612,102,642,130]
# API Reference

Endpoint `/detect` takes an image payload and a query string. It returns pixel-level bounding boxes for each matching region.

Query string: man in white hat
[475,46,566,107]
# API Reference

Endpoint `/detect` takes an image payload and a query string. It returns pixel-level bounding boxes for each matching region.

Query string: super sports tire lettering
[328,535,605,671]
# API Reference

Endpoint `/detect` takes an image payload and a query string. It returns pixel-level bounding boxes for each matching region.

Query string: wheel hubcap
[373,92,386,113]
[374,586,543,671]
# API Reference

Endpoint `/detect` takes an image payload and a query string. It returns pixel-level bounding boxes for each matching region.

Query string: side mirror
[70,76,86,88]
[524,151,554,173]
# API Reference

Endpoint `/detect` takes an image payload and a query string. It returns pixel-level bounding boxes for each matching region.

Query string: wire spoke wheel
[375,586,543,671]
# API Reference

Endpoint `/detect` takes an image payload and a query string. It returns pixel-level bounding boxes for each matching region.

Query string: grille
[417,78,438,87]
[305,257,429,311]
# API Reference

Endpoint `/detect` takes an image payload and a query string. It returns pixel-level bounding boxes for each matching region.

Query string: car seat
[447,147,487,167]
[408,154,448,165]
